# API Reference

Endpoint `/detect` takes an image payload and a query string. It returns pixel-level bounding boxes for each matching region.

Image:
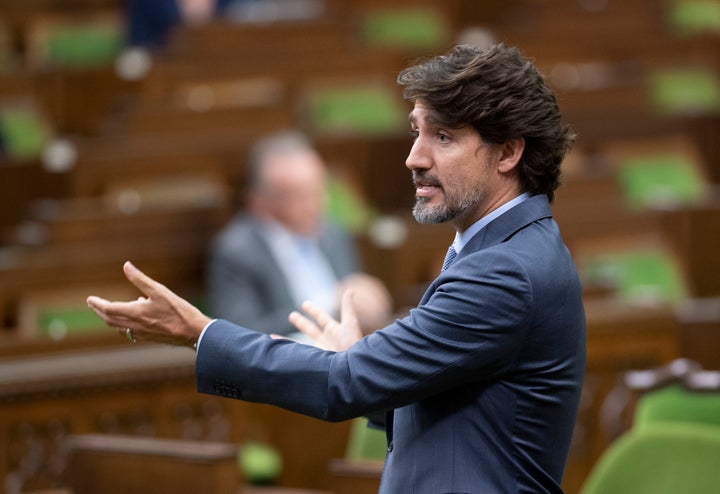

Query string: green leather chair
[580,423,720,494]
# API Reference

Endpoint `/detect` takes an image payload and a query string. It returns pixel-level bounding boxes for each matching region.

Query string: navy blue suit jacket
[196,194,586,493]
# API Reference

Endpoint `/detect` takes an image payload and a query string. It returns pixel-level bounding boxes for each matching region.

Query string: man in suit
[88,44,586,493]
[206,130,389,338]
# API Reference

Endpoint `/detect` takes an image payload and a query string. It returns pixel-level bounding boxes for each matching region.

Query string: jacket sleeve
[196,248,533,421]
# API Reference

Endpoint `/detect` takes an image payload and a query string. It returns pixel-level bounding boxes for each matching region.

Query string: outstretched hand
[87,261,211,348]
[288,290,363,352]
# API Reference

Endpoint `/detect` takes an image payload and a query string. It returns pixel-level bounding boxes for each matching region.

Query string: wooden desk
[0,342,350,492]
[64,434,240,494]
[328,458,383,494]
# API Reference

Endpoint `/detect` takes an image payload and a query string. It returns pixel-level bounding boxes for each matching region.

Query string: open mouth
[413,173,442,197]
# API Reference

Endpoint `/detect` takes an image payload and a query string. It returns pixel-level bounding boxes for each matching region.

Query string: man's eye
[410,130,419,140]
[438,133,450,143]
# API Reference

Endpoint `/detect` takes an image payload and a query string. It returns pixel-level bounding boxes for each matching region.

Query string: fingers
[87,295,114,322]
[123,261,163,298]
[287,297,363,352]
[299,300,336,329]
[87,262,155,327]
[288,310,323,341]
[87,295,144,329]
[88,262,208,348]
[340,290,359,327]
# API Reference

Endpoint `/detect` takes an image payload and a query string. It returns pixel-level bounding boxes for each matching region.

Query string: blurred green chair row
[580,360,720,493]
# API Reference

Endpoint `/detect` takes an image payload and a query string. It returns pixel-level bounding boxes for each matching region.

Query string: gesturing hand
[288,290,363,352]
[87,261,211,348]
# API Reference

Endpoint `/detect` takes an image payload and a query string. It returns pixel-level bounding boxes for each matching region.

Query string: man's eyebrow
[408,111,441,125]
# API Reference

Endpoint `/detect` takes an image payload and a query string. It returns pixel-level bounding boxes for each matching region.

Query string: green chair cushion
[667,0,720,35]
[362,9,448,50]
[618,153,705,209]
[326,174,376,233]
[0,108,49,160]
[649,67,720,115]
[582,249,687,305]
[634,384,720,430]
[308,85,406,136]
[37,306,106,339]
[44,23,122,68]
[581,423,720,494]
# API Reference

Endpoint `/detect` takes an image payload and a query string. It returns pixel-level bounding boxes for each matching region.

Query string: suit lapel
[417,195,553,306]
[461,194,553,256]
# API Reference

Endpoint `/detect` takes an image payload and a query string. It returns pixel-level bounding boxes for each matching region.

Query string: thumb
[340,289,359,326]
[123,261,161,298]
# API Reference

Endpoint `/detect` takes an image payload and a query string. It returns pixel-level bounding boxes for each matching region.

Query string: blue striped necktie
[441,245,457,271]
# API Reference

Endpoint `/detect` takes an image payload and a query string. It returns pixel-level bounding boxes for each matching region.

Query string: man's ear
[498,138,525,173]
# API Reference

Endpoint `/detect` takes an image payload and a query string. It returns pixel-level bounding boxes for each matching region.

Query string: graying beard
[412,192,482,224]
[412,198,456,224]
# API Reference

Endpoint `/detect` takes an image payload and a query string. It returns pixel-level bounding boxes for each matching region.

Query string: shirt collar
[258,217,318,246]
[453,192,532,253]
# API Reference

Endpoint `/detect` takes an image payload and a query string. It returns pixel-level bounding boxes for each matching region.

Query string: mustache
[412,170,442,188]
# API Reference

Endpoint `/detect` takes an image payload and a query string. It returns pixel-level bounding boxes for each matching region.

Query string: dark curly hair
[397,44,574,202]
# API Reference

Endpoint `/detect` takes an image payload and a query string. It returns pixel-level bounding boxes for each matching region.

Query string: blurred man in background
[206,130,391,339]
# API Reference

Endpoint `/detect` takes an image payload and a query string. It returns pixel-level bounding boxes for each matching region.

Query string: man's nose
[405,138,431,171]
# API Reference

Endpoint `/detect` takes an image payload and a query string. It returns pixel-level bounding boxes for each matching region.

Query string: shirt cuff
[195,319,217,352]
